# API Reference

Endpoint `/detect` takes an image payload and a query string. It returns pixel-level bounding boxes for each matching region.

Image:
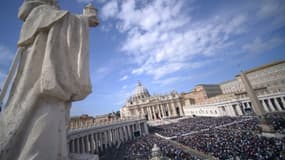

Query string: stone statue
[0,0,98,159]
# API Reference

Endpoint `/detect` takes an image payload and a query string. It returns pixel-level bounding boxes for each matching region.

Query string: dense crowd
[150,116,242,137]
[265,112,285,133]
[101,113,285,160]
[100,135,199,160]
[176,128,285,160]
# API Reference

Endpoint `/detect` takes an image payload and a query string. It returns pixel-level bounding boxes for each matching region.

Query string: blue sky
[0,0,285,116]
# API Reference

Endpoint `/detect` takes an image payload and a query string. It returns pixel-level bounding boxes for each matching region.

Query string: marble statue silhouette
[0,0,98,159]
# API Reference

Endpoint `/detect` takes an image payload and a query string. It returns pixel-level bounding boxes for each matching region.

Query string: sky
[0,0,285,116]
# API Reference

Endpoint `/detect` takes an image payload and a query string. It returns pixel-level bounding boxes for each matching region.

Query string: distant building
[182,84,222,105]
[183,60,285,117]
[120,81,184,121]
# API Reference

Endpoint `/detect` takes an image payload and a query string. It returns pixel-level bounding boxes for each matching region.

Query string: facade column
[70,140,75,153]
[113,129,117,144]
[103,131,108,149]
[137,123,142,136]
[76,138,80,153]
[144,122,149,135]
[281,97,285,107]
[167,103,171,117]
[147,106,151,120]
[86,135,91,153]
[149,106,153,120]
[107,130,111,146]
[161,104,166,118]
[178,102,184,116]
[150,106,154,120]
[268,99,276,111]
[110,129,114,146]
[114,128,118,143]
[242,102,247,112]
[118,127,122,142]
[96,133,100,153]
[157,105,161,118]
[122,126,127,142]
[81,137,85,153]
[235,104,243,116]
[261,100,269,113]
[127,125,132,140]
[95,133,99,153]
[90,134,95,153]
[171,102,177,117]
[229,105,237,116]
[274,98,283,111]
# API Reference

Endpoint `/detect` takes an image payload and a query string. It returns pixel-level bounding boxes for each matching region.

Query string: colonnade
[231,95,285,116]
[184,92,285,117]
[68,119,148,154]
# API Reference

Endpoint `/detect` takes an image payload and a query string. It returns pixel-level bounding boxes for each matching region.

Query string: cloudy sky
[0,0,284,116]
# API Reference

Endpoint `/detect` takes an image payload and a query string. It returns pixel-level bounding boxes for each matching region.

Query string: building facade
[120,82,185,121]
[184,60,285,117]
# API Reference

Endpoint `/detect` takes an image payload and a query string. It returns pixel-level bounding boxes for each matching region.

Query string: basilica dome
[129,81,150,102]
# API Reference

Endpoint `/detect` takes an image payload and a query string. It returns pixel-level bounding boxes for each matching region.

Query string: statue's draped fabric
[0,4,91,160]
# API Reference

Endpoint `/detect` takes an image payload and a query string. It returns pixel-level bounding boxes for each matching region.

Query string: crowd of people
[176,128,285,160]
[150,116,243,137]
[101,113,285,160]
[100,135,199,160]
[265,112,285,133]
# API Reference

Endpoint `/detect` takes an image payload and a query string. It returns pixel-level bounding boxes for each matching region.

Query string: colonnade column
[274,98,283,111]
[90,134,95,153]
[76,138,80,153]
[261,100,269,113]
[144,122,149,135]
[268,99,276,111]
[71,139,75,153]
[166,103,170,117]
[281,97,285,107]
[235,104,243,116]
[171,102,177,117]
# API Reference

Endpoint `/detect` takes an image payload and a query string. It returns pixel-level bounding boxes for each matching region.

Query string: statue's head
[18,0,59,21]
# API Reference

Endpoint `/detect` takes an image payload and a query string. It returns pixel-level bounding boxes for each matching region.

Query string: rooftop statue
[0,0,98,159]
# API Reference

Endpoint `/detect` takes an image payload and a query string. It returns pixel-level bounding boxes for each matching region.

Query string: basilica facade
[120,82,185,120]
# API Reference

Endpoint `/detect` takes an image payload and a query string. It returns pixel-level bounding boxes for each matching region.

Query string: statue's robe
[0,4,91,160]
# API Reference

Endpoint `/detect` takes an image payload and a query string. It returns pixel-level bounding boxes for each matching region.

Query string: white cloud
[101,0,118,19]
[122,85,127,89]
[119,75,128,81]
[101,0,284,80]
[152,76,192,86]
[243,36,284,53]
[76,0,93,3]
[102,0,249,79]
